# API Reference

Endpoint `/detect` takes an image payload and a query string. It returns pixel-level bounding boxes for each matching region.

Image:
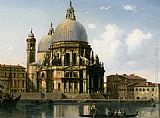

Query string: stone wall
[13,92,62,100]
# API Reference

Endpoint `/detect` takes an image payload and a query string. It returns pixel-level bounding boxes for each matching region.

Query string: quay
[12,93,155,104]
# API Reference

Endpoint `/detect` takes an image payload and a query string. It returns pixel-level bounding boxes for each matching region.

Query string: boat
[79,111,138,118]
[80,104,138,118]
[0,94,21,108]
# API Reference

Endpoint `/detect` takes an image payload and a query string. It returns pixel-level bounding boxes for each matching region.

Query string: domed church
[26,1,105,94]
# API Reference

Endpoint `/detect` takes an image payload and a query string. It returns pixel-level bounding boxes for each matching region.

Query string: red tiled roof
[134,82,160,87]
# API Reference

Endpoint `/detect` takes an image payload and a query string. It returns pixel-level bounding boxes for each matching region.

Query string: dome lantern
[48,22,54,35]
[66,0,76,20]
[28,28,34,38]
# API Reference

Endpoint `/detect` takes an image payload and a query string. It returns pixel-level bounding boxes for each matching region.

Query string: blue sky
[0,0,160,82]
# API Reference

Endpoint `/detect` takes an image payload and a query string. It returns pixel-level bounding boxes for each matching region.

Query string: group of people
[90,103,127,117]
[88,103,138,118]
[111,109,126,117]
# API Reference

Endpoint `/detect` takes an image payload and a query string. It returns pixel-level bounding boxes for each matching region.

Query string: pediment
[64,66,79,70]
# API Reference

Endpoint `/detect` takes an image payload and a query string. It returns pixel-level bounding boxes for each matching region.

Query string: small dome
[52,19,88,43]
[38,24,54,52]
[38,35,54,52]
[26,29,36,42]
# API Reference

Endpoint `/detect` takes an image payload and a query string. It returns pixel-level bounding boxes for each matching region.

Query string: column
[70,50,73,66]
[62,49,65,66]
[83,81,86,93]
[66,82,69,93]
[77,82,79,93]
[68,80,70,93]
[91,77,94,92]
[99,77,101,93]
[77,50,80,65]
[87,75,89,93]
[63,80,66,93]
[72,82,74,93]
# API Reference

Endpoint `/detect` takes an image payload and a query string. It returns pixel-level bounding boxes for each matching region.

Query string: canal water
[0,101,159,118]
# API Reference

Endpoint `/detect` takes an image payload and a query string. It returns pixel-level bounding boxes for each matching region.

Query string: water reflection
[0,101,159,118]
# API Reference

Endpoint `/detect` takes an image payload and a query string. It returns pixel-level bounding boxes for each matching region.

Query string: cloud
[126,29,152,54]
[123,4,136,12]
[9,46,14,50]
[91,24,126,66]
[91,24,154,80]
[126,29,152,46]
[87,23,97,29]
[85,12,89,14]
[100,6,112,10]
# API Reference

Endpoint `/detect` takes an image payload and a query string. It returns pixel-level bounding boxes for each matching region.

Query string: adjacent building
[0,64,26,94]
[127,82,160,101]
[26,1,105,94]
[106,74,146,99]
[107,74,160,101]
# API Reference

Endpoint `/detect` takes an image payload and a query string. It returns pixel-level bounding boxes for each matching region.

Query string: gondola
[79,111,138,118]
[0,94,21,108]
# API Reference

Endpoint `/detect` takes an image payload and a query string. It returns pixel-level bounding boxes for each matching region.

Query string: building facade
[0,64,26,94]
[107,74,160,101]
[106,74,146,99]
[127,82,160,101]
[26,1,105,94]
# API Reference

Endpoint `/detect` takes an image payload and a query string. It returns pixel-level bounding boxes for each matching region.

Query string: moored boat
[79,111,138,118]
[0,94,21,108]
[79,103,138,118]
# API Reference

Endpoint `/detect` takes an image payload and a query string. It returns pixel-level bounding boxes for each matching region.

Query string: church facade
[26,1,105,94]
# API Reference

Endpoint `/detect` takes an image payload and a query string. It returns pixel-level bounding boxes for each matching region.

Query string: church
[26,1,105,94]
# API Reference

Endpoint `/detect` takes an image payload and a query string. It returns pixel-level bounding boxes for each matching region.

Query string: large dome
[52,19,88,43]
[39,1,88,48]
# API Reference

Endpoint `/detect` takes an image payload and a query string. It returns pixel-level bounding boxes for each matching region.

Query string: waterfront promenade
[12,93,155,104]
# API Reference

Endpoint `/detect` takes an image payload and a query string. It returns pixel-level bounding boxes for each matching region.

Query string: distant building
[106,74,146,99]
[0,64,26,94]
[127,82,160,101]
[26,1,105,94]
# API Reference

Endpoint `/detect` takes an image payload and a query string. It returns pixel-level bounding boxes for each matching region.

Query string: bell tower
[26,29,36,69]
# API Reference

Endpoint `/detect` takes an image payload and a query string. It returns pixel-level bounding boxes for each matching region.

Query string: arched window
[58,83,60,89]
[42,72,45,78]
[52,59,56,65]
[57,53,59,59]
[73,72,78,78]
[53,83,54,89]
[72,53,76,65]
[66,72,69,77]
[64,53,70,66]
[30,43,33,48]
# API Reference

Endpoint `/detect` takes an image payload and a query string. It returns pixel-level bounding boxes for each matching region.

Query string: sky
[0,0,160,82]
